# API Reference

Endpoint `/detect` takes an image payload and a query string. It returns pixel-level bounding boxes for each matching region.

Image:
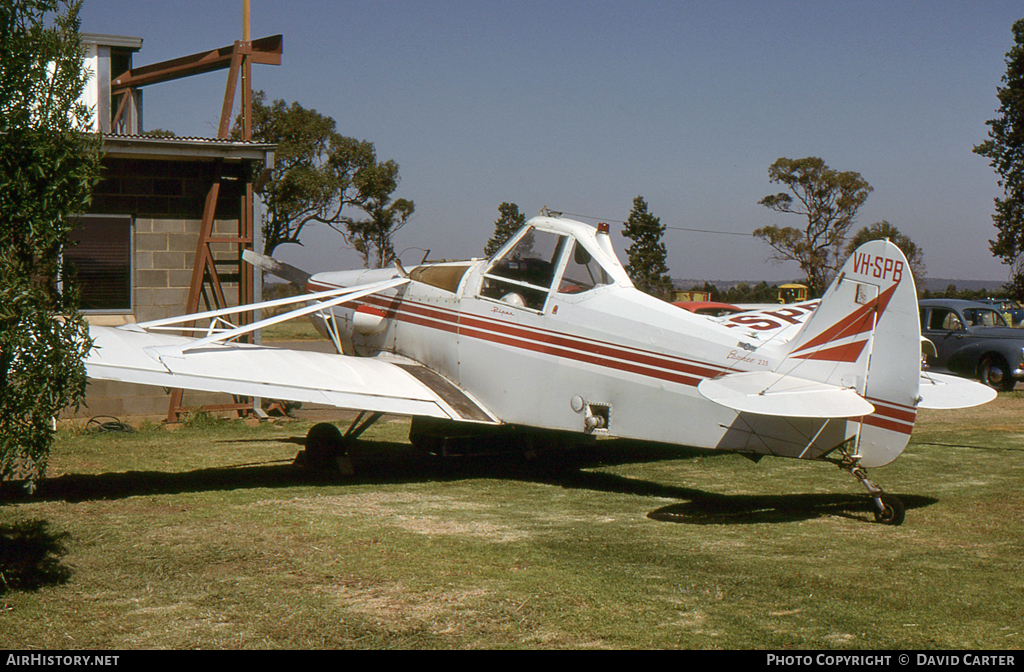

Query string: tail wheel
[981,356,1016,391]
[873,494,906,526]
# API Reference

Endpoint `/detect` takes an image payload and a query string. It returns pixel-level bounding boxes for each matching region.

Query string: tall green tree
[843,221,926,285]
[484,202,525,257]
[0,0,100,485]
[622,196,673,298]
[236,92,412,258]
[343,159,415,268]
[974,18,1024,297]
[754,157,872,296]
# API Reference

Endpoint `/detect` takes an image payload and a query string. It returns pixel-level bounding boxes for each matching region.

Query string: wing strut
[86,274,501,425]
[130,277,409,357]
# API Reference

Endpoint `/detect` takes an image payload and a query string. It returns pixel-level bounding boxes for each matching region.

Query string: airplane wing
[917,371,997,410]
[696,370,875,418]
[87,325,498,423]
[85,278,497,424]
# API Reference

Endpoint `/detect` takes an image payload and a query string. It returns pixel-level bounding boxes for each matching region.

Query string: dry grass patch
[257,492,530,542]
[323,579,490,630]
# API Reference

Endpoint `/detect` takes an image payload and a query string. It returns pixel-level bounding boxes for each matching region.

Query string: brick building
[67,35,276,419]
[69,135,274,419]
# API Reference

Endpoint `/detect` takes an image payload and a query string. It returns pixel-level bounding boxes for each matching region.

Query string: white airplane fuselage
[306,225,853,463]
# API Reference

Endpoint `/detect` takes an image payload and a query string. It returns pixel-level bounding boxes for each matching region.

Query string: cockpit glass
[487,228,566,289]
[558,241,612,294]
[480,227,616,310]
[480,228,568,310]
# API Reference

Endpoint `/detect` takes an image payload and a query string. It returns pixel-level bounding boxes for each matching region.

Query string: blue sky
[80,1,1023,284]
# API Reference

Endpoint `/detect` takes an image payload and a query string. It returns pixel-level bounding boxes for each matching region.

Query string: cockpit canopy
[480,220,620,311]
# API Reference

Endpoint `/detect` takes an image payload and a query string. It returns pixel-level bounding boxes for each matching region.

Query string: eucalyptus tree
[342,157,415,268]
[238,92,413,260]
[754,157,872,296]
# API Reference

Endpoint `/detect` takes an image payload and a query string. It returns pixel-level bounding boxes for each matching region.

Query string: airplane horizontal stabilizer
[917,371,998,410]
[86,326,498,424]
[697,371,875,418]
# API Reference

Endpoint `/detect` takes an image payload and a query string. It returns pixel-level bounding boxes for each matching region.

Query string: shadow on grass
[647,493,937,525]
[1,436,937,525]
[0,520,72,595]
[1,438,688,502]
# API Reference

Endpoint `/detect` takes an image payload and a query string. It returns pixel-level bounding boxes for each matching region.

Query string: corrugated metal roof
[104,133,272,146]
[101,134,275,164]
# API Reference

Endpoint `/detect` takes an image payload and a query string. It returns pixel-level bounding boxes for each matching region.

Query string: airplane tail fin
[777,240,920,467]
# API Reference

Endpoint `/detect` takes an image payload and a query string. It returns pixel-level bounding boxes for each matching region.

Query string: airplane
[84,215,997,525]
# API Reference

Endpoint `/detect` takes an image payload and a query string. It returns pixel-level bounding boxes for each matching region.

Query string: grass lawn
[1,395,1022,649]
[259,319,324,342]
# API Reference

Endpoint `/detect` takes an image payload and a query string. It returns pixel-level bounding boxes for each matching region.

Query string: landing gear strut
[847,462,905,526]
[830,444,905,526]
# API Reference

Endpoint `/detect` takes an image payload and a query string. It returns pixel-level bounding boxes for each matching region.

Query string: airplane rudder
[775,241,920,466]
[840,240,921,467]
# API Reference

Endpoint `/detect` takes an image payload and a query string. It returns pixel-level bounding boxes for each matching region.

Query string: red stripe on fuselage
[351,292,726,386]
[456,313,723,380]
[457,322,704,387]
[861,414,914,435]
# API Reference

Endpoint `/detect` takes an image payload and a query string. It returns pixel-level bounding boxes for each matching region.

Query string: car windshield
[962,308,1008,327]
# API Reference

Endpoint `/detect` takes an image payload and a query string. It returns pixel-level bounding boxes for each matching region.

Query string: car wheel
[980,356,1016,392]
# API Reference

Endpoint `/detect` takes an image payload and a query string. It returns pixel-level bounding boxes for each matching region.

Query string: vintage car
[919,298,1024,390]
[975,297,1024,326]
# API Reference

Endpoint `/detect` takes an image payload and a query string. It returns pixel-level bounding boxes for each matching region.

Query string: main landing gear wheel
[873,494,906,526]
[298,413,383,474]
[305,422,343,464]
[300,422,353,474]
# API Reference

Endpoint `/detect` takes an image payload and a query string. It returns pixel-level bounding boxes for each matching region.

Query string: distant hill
[920,278,1007,293]
[674,277,1009,294]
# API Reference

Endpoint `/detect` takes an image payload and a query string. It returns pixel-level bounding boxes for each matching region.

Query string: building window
[65,215,132,311]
